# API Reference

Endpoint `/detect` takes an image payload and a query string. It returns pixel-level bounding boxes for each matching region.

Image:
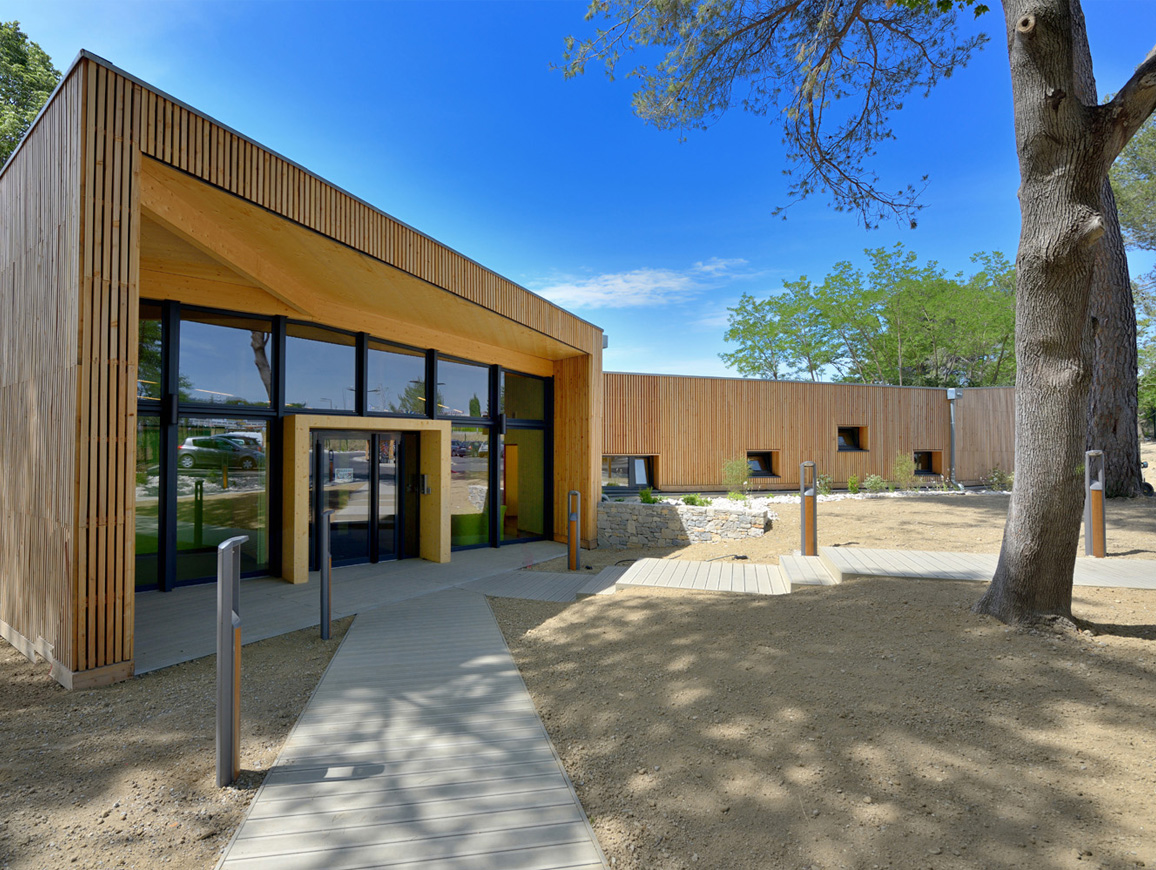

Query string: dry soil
[1,445,1154,870]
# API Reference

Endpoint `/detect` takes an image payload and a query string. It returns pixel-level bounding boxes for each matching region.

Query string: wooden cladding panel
[74,62,140,673]
[99,55,599,357]
[0,70,83,670]
[554,353,603,547]
[603,374,1015,490]
[955,387,1017,484]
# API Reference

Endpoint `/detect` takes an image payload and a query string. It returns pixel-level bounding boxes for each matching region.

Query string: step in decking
[616,558,790,595]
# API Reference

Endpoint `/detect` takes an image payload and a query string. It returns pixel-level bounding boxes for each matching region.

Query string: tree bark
[976,0,1105,624]
[976,0,1156,625]
[1087,179,1142,497]
[1065,6,1144,499]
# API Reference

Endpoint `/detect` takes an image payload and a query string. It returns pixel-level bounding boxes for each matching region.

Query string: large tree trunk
[975,0,1103,624]
[976,0,1156,625]
[1087,180,1143,497]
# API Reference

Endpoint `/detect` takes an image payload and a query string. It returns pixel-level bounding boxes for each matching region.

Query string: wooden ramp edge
[616,558,789,595]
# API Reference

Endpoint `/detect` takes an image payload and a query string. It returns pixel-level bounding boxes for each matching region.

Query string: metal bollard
[217,535,248,788]
[320,509,334,640]
[1084,450,1106,558]
[800,461,817,557]
[567,490,581,571]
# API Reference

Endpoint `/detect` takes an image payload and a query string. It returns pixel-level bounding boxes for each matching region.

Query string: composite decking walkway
[616,557,790,595]
[216,588,607,870]
[776,547,1156,590]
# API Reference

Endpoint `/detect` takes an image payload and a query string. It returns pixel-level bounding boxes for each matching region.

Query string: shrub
[816,473,833,496]
[726,491,747,502]
[987,466,1014,491]
[864,474,886,494]
[722,457,749,496]
[846,473,860,494]
[639,487,661,504]
[681,493,711,506]
[892,451,919,490]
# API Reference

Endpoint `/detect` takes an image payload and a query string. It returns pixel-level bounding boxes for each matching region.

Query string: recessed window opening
[603,455,654,490]
[747,450,780,477]
[837,426,867,451]
[913,450,942,475]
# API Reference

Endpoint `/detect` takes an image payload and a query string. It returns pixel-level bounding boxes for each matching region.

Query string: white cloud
[693,257,748,275]
[533,268,700,310]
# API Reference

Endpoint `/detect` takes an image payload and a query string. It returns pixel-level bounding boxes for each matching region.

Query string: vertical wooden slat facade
[602,373,1015,490]
[1,53,604,688]
[0,69,82,673]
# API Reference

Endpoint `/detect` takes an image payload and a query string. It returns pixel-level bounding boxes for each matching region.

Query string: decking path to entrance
[217,588,608,870]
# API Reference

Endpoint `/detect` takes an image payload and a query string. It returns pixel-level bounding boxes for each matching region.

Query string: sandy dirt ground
[0,442,1153,870]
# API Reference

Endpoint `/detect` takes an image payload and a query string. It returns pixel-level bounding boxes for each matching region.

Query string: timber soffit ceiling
[39,50,602,361]
[139,158,584,364]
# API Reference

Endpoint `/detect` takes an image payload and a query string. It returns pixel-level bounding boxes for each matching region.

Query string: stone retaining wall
[598,501,776,548]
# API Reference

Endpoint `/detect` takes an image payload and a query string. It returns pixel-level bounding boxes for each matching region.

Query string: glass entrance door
[311,431,412,569]
[321,434,372,565]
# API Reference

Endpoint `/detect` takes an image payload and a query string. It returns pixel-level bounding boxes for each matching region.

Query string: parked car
[221,432,264,452]
[177,436,265,470]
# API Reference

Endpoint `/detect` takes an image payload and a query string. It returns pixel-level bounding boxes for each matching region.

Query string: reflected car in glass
[177,436,265,470]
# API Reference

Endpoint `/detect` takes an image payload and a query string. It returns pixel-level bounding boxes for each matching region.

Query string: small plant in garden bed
[864,473,886,494]
[892,451,918,490]
[987,466,1014,491]
[847,473,860,494]
[817,473,833,496]
[722,457,749,499]
[681,493,712,507]
[639,487,661,504]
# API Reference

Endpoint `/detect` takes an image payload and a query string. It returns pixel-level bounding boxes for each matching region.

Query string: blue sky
[11,0,1156,377]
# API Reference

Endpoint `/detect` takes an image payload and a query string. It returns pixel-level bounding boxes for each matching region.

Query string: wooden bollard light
[1084,450,1106,559]
[800,461,817,557]
[567,490,581,571]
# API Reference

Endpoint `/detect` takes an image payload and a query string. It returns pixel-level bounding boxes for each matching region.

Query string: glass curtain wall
[285,323,357,411]
[367,341,426,415]
[174,417,270,583]
[450,424,491,547]
[499,372,550,542]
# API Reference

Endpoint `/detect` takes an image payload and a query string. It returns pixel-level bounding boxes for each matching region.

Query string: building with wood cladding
[601,373,1015,494]
[0,52,603,689]
[1,53,1017,690]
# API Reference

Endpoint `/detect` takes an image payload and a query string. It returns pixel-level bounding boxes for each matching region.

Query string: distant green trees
[1,21,60,167]
[1109,115,1156,436]
[721,244,1015,388]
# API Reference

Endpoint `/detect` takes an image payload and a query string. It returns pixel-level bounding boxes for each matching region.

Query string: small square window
[913,450,942,475]
[837,426,867,451]
[747,450,779,477]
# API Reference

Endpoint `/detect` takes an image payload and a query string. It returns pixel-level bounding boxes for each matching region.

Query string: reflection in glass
[175,417,269,583]
[438,358,489,418]
[368,341,427,415]
[179,311,273,406]
[377,434,399,559]
[320,435,371,563]
[135,415,162,588]
[138,301,163,401]
[450,425,491,547]
[285,323,357,411]
[501,428,546,540]
[502,372,547,421]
